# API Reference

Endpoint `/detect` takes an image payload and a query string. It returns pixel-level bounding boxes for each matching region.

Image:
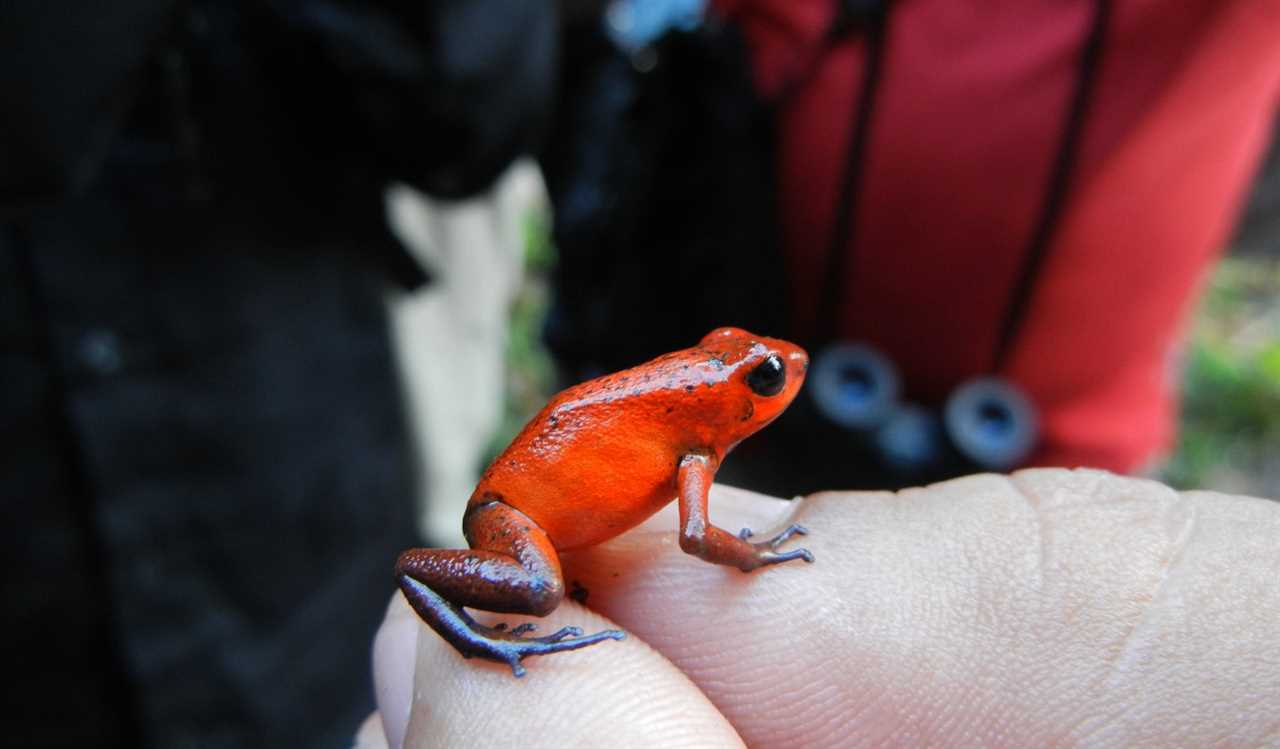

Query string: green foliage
[520,209,557,274]
[1161,257,1280,492]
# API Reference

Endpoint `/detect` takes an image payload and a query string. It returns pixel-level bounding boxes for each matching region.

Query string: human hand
[361,469,1280,748]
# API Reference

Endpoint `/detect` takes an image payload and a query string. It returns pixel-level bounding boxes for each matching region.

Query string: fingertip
[400,602,744,747]
[372,593,418,749]
[567,469,1280,747]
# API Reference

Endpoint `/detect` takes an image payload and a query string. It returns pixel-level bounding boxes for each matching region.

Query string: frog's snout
[789,349,810,377]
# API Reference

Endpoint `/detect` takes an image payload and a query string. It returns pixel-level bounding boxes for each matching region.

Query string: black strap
[771,0,889,107]
[815,2,891,345]
[993,0,1111,370]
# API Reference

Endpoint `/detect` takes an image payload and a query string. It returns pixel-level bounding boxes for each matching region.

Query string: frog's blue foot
[398,575,626,677]
[738,523,815,565]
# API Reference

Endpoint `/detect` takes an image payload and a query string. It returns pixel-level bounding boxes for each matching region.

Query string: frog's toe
[742,523,809,550]
[528,628,626,654]
[532,625,583,643]
[766,523,809,549]
[761,546,814,566]
[496,627,627,676]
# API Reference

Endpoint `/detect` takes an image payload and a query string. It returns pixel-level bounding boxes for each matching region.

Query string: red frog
[396,327,813,676]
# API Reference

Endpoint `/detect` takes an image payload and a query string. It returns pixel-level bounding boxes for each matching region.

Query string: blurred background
[2,0,1277,746]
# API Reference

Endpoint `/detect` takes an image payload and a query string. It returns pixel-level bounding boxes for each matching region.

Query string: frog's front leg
[676,453,815,572]
[395,500,625,677]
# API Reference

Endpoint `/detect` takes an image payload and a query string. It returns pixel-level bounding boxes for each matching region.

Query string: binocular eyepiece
[809,343,1039,477]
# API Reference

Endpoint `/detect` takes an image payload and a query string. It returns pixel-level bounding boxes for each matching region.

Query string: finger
[562,468,1280,748]
[370,592,745,749]
[372,594,421,749]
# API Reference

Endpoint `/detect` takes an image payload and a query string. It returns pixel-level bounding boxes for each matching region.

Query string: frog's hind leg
[394,577,623,678]
[395,500,625,677]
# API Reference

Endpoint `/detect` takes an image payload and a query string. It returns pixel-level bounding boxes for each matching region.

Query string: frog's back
[471,348,723,550]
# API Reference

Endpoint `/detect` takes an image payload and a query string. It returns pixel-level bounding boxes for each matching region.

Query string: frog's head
[697,326,809,445]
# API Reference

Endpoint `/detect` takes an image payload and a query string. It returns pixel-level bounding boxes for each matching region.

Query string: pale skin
[360,468,1280,748]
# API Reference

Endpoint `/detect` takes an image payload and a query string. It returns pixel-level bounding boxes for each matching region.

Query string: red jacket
[717,0,1280,471]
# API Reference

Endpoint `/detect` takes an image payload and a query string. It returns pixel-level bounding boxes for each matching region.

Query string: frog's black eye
[747,354,786,397]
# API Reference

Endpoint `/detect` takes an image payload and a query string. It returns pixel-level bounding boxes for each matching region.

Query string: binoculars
[809,343,1039,476]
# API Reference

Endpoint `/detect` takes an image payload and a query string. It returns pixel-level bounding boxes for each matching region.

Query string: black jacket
[0,1,555,746]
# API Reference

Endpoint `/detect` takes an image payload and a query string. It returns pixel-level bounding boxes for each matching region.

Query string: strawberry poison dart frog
[396,327,813,676]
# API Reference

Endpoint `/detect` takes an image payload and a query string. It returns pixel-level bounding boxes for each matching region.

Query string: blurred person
[0,1,553,746]
[541,0,1280,495]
